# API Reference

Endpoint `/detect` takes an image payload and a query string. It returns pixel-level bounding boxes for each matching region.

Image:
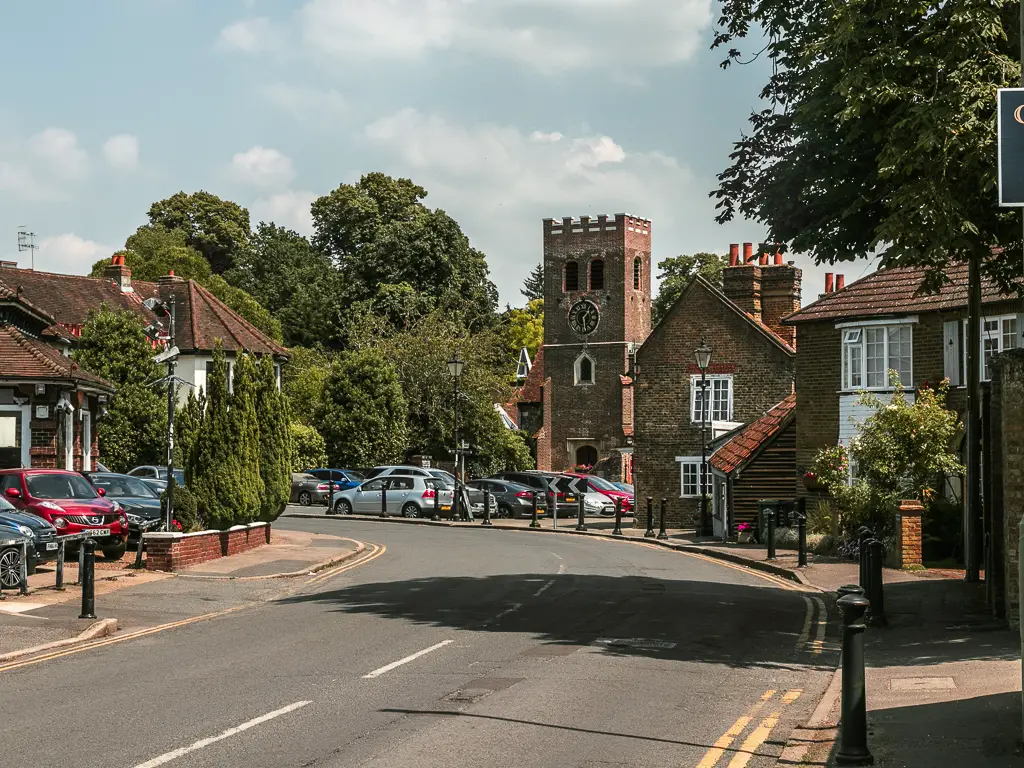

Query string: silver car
[330,475,454,518]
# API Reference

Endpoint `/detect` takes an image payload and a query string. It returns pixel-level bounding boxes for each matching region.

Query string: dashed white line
[534,579,556,597]
[132,701,311,768]
[363,639,454,679]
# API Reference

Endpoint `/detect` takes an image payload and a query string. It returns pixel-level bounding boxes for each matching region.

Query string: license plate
[45,542,57,551]
[440,505,451,511]
[565,497,576,503]
[87,528,109,537]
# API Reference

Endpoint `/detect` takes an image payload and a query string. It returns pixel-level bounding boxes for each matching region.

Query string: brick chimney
[721,242,762,322]
[104,252,132,292]
[761,255,802,348]
[157,270,185,286]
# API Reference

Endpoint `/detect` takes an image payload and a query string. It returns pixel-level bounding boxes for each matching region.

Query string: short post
[79,538,97,620]
[858,527,873,589]
[380,483,388,518]
[866,539,887,627]
[550,490,558,529]
[658,498,668,540]
[837,583,865,601]
[612,497,623,536]
[55,540,66,590]
[482,490,492,526]
[77,542,85,586]
[797,497,808,567]
[644,496,655,538]
[530,491,541,528]
[576,491,586,532]
[432,484,440,521]
[133,527,145,569]
[767,505,777,560]
[835,594,874,766]
[18,541,28,596]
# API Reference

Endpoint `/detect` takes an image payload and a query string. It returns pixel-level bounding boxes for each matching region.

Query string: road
[0,517,837,768]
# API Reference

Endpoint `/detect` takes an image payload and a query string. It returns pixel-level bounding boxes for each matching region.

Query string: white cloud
[263,83,348,125]
[229,146,295,187]
[28,128,89,180]
[530,131,564,144]
[294,0,713,73]
[102,134,140,171]
[217,16,280,53]
[250,190,317,235]
[36,233,113,274]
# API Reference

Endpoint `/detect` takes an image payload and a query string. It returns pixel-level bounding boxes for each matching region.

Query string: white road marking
[548,551,564,560]
[795,596,813,651]
[0,602,47,615]
[534,579,556,597]
[132,701,311,768]
[811,597,827,654]
[362,640,454,679]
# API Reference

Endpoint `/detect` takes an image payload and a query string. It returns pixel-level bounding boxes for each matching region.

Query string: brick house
[784,262,1019,504]
[0,256,289,470]
[633,244,799,532]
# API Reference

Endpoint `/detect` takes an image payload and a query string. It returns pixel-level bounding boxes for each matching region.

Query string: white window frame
[80,410,91,472]
[839,321,914,390]
[675,456,710,498]
[574,352,596,387]
[0,403,31,468]
[960,314,1020,382]
[690,374,733,423]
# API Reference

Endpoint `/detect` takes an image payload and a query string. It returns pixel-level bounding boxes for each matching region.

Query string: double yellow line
[695,689,802,768]
[304,542,386,586]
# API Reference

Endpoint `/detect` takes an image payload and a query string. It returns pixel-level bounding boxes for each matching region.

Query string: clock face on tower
[567,298,600,336]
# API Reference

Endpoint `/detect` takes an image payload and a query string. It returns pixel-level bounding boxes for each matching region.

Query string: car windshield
[614,483,634,493]
[585,476,618,491]
[26,473,98,500]
[91,475,158,498]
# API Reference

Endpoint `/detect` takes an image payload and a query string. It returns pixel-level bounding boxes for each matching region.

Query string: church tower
[540,213,652,474]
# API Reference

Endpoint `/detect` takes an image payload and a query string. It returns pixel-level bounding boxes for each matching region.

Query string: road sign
[568,477,589,495]
[998,88,1024,206]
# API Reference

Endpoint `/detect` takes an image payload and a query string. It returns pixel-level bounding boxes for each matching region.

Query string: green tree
[229,353,263,523]
[256,356,291,522]
[651,252,729,326]
[314,349,410,468]
[290,423,327,471]
[521,262,544,301]
[281,346,332,427]
[712,0,1021,289]
[148,191,251,274]
[73,306,166,472]
[505,299,543,362]
[175,387,206,487]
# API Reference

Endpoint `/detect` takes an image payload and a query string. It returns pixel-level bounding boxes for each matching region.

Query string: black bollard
[576,491,586,532]
[432,483,441,521]
[77,542,85,586]
[658,498,668,540]
[644,496,655,538]
[612,497,623,536]
[530,491,541,528]
[55,540,65,591]
[482,490,492,526]
[380,483,388,518]
[797,497,808,567]
[837,583,865,601]
[866,539,887,627]
[79,538,97,620]
[835,594,874,766]
[767,507,777,560]
[133,527,145,569]
[858,527,873,589]
[18,541,28,596]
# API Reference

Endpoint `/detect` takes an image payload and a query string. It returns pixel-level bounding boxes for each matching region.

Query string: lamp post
[144,294,178,532]
[694,337,713,537]
[447,352,465,521]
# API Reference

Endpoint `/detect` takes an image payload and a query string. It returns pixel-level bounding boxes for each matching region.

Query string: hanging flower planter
[802,471,827,491]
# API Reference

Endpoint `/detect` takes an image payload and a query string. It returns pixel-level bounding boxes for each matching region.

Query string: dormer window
[564,261,579,292]
[574,353,595,386]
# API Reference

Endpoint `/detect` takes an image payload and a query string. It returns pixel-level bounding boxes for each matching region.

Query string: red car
[564,472,634,515]
[0,469,129,560]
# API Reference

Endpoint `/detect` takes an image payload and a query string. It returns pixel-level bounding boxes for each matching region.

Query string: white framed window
[952,314,1021,383]
[690,374,732,423]
[840,324,912,389]
[676,456,711,498]
[574,352,595,386]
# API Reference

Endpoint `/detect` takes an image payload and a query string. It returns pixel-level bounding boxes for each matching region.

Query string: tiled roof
[0,324,114,391]
[517,346,545,404]
[0,266,153,329]
[710,393,796,475]
[784,263,1014,324]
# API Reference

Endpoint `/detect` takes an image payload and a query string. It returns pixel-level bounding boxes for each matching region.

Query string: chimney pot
[729,243,739,266]
[825,273,834,294]
[836,274,845,291]
[759,253,769,266]
[742,243,754,263]
[103,252,132,292]
[774,251,783,266]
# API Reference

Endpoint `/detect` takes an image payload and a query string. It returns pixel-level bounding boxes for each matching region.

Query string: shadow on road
[278,572,835,670]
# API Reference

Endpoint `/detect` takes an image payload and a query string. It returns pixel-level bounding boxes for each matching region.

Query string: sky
[0,0,874,309]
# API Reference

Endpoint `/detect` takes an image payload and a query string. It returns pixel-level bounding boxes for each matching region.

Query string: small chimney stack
[825,273,834,294]
[836,274,845,291]
[761,254,802,348]
[723,244,763,323]
[729,243,739,266]
[743,242,754,263]
[103,252,133,293]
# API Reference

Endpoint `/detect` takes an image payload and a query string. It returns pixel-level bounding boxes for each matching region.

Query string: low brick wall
[143,523,271,572]
[897,499,923,569]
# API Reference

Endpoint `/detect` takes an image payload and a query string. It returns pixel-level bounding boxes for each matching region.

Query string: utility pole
[165,295,176,531]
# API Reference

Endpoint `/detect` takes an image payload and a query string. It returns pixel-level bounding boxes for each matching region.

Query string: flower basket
[802,472,827,491]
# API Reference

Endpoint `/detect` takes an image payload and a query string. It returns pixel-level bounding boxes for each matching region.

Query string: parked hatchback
[563,472,634,515]
[84,472,163,550]
[0,469,129,560]
[331,475,453,518]
[0,493,58,577]
[290,473,331,506]
[467,479,546,519]
[304,469,363,493]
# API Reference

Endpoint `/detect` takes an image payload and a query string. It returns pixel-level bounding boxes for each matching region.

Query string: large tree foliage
[73,306,165,472]
[504,299,543,363]
[652,252,729,326]
[255,356,291,522]
[521,262,544,302]
[712,0,1022,289]
[315,349,410,469]
[290,423,327,471]
[229,353,263,523]
[148,191,251,274]
[281,346,332,427]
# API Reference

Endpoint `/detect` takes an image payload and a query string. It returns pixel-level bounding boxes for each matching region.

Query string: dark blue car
[305,469,363,492]
[0,494,58,584]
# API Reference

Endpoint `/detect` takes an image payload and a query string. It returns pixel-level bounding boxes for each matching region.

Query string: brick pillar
[898,499,924,568]
[997,350,1024,626]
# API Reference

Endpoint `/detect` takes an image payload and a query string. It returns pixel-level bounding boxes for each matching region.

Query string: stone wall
[144,523,271,572]
[996,350,1024,625]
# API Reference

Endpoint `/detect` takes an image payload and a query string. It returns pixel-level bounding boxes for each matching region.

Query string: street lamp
[694,337,713,537]
[144,295,177,532]
[447,352,465,520]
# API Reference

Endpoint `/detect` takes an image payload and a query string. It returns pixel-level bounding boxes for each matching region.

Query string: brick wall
[635,280,795,527]
[898,499,924,568]
[144,523,271,572]
[997,350,1024,625]
[793,322,841,498]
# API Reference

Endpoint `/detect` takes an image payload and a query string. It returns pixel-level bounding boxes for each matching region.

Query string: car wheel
[0,547,22,589]
[335,499,353,516]
[101,542,127,561]
[497,504,515,519]
[401,503,419,518]
[298,491,312,506]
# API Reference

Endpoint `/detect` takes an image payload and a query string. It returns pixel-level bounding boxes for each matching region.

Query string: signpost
[998,88,1024,206]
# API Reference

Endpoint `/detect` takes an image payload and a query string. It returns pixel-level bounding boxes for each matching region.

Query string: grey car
[467,478,547,519]
[331,475,454,518]
[290,473,330,506]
